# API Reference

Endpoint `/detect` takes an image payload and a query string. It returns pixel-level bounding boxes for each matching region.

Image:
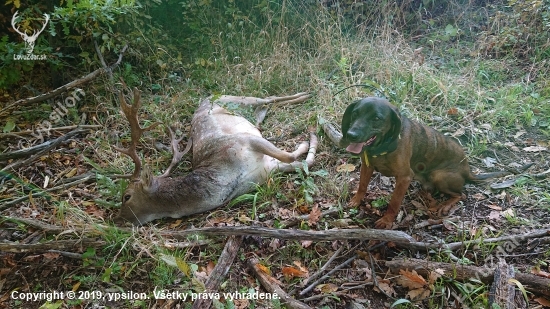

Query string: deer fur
[114,89,317,225]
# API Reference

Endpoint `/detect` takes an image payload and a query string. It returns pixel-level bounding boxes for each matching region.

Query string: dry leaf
[428,269,444,284]
[238,214,253,223]
[234,299,250,309]
[42,252,60,260]
[486,204,502,211]
[336,163,356,172]
[396,269,427,289]
[85,204,105,218]
[531,268,550,278]
[308,205,322,226]
[301,240,313,248]
[487,210,501,221]
[315,283,338,293]
[407,288,431,300]
[206,260,216,275]
[176,257,191,277]
[293,261,309,274]
[331,218,351,228]
[257,263,271,276]
[501,208,514,217]
[374,279,395,297]
[534,297,550,306]
[65,167,77,178]
[513,131,526,139]
[282,266,308,279]
[169,219,183,229]
[269,238,281,251]
[451,127,465,137]
[471,193,486,200]
[447,107,458,115]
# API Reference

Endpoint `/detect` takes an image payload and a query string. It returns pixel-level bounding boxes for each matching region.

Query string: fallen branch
[0,239,105,253]
[1,129,85,167]
[0,174,93,211]
[192,236,243,309]
[280,207,342,228]
[161,226,415,243]
[248,258,313,309]
[300,255,356,296]
[489,260,527,309]
[2,216,63,233]
[403,228,550,251]
[302,245,344,287]
[2,45,128,115]
[0,125,101,138]
[385,258,550,297]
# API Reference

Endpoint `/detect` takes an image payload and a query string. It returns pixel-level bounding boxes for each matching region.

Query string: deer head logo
[11,11,50,54]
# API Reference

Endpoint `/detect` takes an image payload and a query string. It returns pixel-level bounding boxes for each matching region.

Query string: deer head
[11,11,50,54]
[113,87,191,224]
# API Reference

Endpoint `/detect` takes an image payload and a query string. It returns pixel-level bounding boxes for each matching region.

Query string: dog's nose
[346,130,361,142]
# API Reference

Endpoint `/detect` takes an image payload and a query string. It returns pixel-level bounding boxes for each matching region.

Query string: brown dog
[324,97,508,229]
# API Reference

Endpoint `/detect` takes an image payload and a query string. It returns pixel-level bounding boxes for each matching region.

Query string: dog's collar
[362,133,401,166]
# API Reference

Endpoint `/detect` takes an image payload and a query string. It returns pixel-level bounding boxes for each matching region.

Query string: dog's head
[341,97,402,155]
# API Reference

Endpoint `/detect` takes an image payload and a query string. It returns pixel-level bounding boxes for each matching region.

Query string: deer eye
[123,194,131,203]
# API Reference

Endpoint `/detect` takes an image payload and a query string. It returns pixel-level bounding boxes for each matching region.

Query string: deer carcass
[114,88,317,225]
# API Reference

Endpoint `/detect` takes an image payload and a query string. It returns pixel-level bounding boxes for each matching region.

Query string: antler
[113,88,159,180]
[11,11,26,38]
[31,13,50,40]
[158,127,192,178]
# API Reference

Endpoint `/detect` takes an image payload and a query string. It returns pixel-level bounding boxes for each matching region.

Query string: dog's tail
[468,162,534,182]
[469,171,511,182]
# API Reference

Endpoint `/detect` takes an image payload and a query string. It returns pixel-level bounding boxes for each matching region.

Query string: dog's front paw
[374,216,394,229]
[348,195,363,207]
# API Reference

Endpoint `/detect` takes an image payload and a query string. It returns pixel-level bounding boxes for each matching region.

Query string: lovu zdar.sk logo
[11,10,49,60]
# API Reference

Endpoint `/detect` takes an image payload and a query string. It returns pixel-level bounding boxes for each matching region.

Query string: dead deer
[114,88,317,225]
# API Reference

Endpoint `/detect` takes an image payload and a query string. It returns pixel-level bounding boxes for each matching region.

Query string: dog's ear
[340,100,358,147]
[387,106,402,140]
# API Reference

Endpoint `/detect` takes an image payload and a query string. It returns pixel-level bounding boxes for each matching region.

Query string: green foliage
[294,161,328,204]
[479,0,550,59]
[0,35,46,88]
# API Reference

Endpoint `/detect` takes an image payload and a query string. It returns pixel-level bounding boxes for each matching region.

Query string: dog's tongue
[346,143,365,154]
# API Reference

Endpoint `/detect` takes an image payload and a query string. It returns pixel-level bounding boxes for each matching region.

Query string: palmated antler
[158,127,192,178]
[113,88,159,180]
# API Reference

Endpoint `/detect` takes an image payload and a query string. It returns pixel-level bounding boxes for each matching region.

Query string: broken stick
[248,258,313,309]
[385,258,550,297]
[192,236,243,309]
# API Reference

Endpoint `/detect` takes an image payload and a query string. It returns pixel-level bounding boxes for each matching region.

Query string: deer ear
[140,166,158,193]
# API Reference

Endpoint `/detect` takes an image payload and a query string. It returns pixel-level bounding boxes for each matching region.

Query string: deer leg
[251,133,317,172]
[215,93,310,107]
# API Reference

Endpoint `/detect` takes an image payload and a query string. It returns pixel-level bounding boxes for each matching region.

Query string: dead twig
[404,228,550,251]
[0,174,93,211]
[385,258,550,297]
[299,255,356,296]
[301,245,344,287]
[0,239,105,253]
[192,236,243,309]
[248,258,313,309]
[161,226,414,244]
[1,129,85,167]
[0,125,101,138]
